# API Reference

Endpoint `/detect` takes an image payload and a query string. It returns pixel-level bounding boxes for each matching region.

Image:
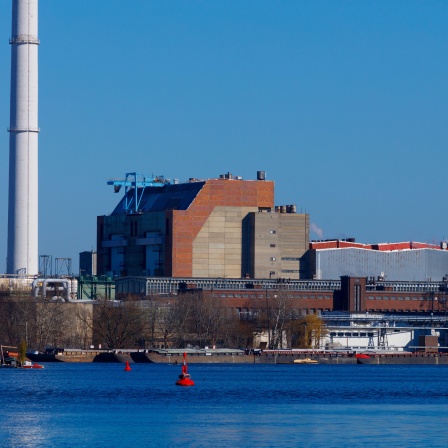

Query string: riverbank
[25,348,448,365]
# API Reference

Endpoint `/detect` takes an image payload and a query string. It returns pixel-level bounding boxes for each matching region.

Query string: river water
[1,363,447,447]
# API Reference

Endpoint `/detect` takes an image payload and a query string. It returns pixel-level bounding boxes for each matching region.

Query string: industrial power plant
[2,0,448,359]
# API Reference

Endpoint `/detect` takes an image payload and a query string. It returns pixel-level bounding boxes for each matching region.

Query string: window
[270,257,276,261]
[270,244,276,248]
[270,230,277,234]
[165,218,170,235]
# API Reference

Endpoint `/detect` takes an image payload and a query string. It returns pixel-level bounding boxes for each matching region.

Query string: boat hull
[22,362,44,369]
[142,350,255,364]
[356,354,371,365]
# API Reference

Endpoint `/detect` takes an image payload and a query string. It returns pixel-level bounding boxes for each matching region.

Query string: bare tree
[227,314,257,348]
[157,302,182,349]
[0,291,34,347]
[216,307,250,348]
[256,288,293,349]
[34,301,71,351]
[268,291,292,349]
[142,296,160,348]
[190,292,228,348]
[90,299,146,349]
[61,303,93,349]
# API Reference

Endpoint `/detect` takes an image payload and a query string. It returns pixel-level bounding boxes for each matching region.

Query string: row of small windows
[367,296,426,301]
[239,308,328,317]
[265,254,301,262]
[211,293,331,299]
[330,332,374,338]
[366,309,431,313]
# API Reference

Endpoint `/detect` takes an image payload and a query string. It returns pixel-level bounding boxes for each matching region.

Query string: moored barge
[25,347,448,365]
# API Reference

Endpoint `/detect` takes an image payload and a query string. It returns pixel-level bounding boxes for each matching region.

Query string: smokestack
[7,0,39,275]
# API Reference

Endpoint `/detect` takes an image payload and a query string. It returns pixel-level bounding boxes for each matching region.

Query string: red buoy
[175,352,195,386]
[124,361,132,371]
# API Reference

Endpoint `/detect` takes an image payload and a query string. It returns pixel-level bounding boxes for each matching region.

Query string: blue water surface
[1,363,447,447]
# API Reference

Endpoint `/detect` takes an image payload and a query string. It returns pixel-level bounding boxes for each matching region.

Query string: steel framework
[107,172,170,213]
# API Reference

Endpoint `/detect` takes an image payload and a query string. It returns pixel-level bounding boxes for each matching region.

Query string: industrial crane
[107,172,170,213]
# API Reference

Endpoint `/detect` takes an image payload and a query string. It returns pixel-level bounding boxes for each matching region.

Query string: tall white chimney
[7,0,39,275]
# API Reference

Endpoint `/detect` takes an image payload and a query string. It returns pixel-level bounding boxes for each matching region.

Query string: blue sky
[0,1,447,274]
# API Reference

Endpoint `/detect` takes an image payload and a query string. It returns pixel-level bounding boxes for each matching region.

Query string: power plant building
[97,173,309,279]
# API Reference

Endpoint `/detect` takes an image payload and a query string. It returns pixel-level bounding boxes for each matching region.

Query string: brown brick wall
[209,290,333,314]
[365,294,441,313]
[153,283,443,315]
[170,179,274,277]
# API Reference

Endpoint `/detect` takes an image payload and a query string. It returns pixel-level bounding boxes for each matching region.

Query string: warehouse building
[306,240,448,282]
[97,172,309,279]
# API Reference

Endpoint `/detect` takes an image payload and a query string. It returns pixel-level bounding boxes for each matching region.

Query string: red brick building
[117,276,445,315]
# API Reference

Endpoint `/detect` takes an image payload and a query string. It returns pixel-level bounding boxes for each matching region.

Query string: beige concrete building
[247,210,309,279]
[192,206,258,278]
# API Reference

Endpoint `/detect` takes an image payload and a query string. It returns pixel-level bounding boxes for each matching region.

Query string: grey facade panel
[315,248,448,282]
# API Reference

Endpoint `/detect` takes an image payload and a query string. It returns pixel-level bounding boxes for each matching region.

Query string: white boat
[21,360,44,369]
